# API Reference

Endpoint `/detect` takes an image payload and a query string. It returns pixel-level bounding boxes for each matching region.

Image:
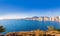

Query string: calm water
[0,19,60,34]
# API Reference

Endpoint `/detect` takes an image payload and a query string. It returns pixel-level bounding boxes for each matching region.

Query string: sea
[0,19,60,34]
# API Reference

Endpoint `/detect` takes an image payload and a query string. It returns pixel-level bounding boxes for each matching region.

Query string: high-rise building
[39,17,43,21]
[51,16,59,22]
[43,16,50,21]
[39,16,50,21]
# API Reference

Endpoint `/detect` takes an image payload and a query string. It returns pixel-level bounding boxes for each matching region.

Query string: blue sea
[0,19,60,34]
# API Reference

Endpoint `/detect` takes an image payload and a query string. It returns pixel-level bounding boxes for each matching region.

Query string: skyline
[0,0,60,18]
[0,16,60,20]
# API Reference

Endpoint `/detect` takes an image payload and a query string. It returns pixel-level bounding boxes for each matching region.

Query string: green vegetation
[54,29,60,31]
[47,26,60,31]
[0,26,5,33]
[47,26,55,30]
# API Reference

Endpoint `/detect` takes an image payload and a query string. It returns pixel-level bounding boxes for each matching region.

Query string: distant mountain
[32,16,39,18]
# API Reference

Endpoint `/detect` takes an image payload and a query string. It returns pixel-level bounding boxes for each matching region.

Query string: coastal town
[24,16,60,22]
[0,0,60,36]
[0,16,60,36]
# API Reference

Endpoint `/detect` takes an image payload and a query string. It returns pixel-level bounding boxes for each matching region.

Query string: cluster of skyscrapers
[25,16,60,22]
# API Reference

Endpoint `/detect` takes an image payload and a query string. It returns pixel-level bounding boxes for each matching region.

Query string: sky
[0,0,60,19]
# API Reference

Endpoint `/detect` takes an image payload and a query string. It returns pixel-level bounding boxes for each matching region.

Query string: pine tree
[0,26,5,33]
